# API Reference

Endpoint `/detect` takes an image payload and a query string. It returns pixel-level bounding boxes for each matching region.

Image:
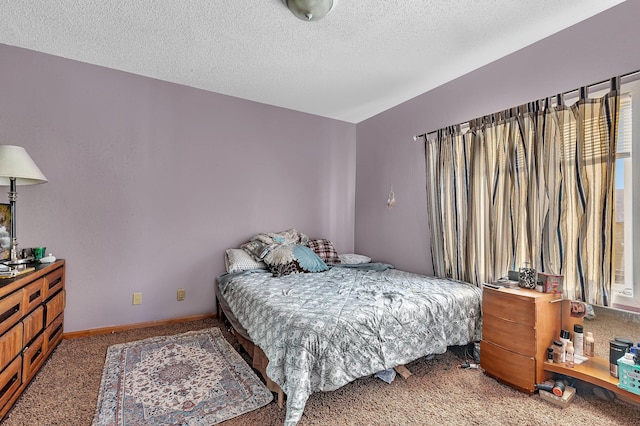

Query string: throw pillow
[308,239,341,264]
[338,253,372,265]
[225,249,267,273]
[263,244,329,277]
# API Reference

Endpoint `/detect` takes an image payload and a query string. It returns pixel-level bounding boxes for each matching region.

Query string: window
[560,81,637,308]
[612,81,639,310]
[425,74,640,306]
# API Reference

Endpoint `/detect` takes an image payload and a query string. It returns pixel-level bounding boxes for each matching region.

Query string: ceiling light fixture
[282,0,336,21]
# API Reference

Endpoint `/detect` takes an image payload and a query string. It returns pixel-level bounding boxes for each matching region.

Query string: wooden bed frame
[217,301,285,407]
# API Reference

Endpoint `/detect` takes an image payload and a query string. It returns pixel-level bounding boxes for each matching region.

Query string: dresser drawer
[22,278,45,316]
[44,314,64,355]
[0,291,25,336]
[482,289,535,327]
[0,356,21,411]
[22,333,46,383]
[23,306,44,346]
[45,290,65,327]
[43,267,64,300]
[0,323,23,372]
[483,313,536,356]
[481,340,536,393]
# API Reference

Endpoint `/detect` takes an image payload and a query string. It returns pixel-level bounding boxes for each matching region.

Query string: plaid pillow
[307,239,340,264]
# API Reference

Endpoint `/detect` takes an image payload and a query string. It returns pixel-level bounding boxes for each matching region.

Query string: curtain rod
[412,69,640,142]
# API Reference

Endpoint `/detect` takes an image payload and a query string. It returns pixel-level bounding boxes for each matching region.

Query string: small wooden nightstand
[480,285,561,393]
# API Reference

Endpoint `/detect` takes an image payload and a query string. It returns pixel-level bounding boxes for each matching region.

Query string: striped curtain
[424,79,620,305]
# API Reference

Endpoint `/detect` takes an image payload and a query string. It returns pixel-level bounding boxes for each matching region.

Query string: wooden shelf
[543,356,640,404]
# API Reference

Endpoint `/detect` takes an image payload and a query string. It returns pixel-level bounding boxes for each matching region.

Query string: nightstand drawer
[481,340,536,393]
[483,313,536,356]
[482,289,535,326]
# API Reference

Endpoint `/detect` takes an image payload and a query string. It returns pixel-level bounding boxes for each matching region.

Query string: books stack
[495,278,519,288]
[0,265,35,279]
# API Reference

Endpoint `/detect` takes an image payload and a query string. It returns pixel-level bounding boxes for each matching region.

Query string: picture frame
[0,203,11,261]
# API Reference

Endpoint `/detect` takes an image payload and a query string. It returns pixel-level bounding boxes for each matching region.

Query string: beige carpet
[3,317,639,425]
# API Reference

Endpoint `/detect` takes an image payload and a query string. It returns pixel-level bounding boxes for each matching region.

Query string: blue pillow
[263,244,329,277]
[292,245,328,272]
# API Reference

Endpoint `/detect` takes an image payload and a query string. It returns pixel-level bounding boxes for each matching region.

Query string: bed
[216,238,482,426]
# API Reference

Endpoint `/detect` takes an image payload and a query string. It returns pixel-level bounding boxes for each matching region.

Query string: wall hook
[387,186,396,208]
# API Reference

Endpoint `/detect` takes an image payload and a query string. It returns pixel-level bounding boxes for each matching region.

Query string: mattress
[216,264,482,425]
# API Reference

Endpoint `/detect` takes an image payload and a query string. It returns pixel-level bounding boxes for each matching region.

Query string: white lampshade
[0,145,48,185]
[282,0,335,21]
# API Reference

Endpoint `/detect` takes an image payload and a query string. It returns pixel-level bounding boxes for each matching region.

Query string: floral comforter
[217,264,482,425]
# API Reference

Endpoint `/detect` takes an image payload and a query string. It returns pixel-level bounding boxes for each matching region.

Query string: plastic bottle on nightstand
[552,340,564,363]
[565,341,575,368]
[559,329,571,363]
[620,352,634,365]
[584,332,595,357]
[573,324,584,357]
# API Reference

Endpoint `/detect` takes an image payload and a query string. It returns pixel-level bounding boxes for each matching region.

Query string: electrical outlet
[177,288,185,301]
[132,292,142,305]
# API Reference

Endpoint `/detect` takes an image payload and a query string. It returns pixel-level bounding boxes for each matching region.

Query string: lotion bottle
[559,329,571,363]
[620,352,634,365]
[565,341,575,368]
[573,324,584,357]
[552,340,563,363]
[585,332,595,357]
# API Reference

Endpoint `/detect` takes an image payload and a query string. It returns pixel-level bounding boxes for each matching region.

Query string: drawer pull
[0,304,20,323]
[0,372,18,398]
[30,348,42,364]
[29,290,41,303]
[48,277,62,289]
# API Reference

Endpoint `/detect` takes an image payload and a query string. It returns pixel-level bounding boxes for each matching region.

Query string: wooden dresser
[0,260,65,420]
[480,286,560,393]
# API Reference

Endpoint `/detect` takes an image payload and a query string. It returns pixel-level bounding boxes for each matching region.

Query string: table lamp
[0,145,47,264]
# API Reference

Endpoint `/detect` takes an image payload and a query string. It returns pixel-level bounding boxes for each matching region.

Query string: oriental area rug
[92,328,273,425]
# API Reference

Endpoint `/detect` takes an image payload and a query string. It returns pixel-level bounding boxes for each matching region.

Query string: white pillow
[338,253,371,265]
[225,249,267,273]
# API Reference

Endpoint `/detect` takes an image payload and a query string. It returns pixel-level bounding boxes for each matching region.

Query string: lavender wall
[355,1,640,275]
[0,44,356,332]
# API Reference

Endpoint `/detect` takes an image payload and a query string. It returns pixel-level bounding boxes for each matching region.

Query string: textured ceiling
[0,0,626,123]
